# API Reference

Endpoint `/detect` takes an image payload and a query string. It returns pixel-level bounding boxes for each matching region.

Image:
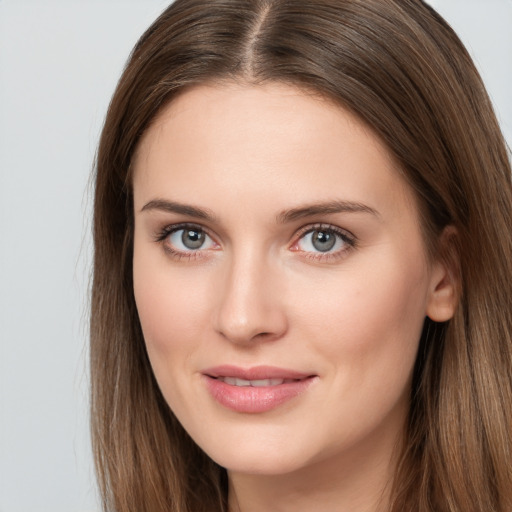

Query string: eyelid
[293,223,356,243]
[153,222,210,241]
[294,222,354,238]
[154,222,220,259]
[290,223,357,259]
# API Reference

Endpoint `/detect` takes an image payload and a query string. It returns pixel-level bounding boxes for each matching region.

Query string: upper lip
[202,365,314,380]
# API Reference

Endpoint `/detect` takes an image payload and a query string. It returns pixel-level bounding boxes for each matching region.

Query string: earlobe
[426,226,460,322]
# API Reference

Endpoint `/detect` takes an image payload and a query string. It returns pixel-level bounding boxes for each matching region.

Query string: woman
[90,1,512,511]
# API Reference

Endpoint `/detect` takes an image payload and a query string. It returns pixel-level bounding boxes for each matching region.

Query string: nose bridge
[214,244,287,344]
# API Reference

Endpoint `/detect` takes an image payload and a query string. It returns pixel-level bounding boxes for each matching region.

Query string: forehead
[136,81,387,165]
[132,81,417,223]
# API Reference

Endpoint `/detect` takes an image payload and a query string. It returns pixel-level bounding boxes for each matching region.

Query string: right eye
[166,226,217,252]
[154,224,220,260]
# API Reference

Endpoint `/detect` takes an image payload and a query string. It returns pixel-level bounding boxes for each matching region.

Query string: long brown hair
[91,1,512,510]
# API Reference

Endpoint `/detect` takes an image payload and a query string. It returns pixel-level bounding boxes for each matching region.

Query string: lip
[202,365,317,413]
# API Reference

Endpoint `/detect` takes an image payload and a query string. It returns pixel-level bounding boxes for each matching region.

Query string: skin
[132,82,456,512]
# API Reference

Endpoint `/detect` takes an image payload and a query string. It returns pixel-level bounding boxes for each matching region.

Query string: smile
[202,365,317,413]
[216,377,298,387]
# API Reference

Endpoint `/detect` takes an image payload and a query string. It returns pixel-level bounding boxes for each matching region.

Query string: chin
[191,424,325,477]
[211,447,311,476]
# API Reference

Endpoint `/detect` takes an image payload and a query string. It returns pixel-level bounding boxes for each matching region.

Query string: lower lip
[203,376,316,413]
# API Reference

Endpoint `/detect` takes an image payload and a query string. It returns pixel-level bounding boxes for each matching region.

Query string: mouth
[202,365,317,413]
[213,377,300,387]
[203,364,313,381]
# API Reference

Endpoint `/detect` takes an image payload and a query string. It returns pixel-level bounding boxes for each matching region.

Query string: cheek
[132,246,210,371]
[133,261,214,422]
[298,257,427,331]
[295,253,429,394]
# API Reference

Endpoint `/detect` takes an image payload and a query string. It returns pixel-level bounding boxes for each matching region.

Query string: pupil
[312,230,336,252]
[182,229,205,249]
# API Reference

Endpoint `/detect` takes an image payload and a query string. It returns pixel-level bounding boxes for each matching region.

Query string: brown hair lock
[91,1,512,510]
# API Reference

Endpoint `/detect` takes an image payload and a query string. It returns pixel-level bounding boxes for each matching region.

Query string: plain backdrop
[0,1,510,511]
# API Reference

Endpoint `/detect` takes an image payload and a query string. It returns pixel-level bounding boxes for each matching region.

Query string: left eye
[167,227,216,252]
[296,228,350,253]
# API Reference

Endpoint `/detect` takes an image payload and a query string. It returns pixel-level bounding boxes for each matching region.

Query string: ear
[426,226,460,322]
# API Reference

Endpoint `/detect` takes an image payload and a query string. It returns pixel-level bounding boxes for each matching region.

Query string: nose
[213,249,288,345]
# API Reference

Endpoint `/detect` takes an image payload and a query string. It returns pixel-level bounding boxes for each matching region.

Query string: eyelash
[292,223,356,262]
[154,222,356,262]
[154,223,217,261]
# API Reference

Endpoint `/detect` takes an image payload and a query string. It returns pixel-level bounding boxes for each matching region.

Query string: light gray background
[0,1,510,511]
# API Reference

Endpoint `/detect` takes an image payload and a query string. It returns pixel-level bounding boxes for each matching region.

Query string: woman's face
[132,82,452,477]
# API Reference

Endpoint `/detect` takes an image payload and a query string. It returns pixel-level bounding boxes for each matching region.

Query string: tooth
[251,379,271,387]
[220,377,288,387]
[251,379,286,386]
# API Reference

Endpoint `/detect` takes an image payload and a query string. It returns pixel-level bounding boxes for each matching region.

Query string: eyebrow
[276,200,380,223]
[140,198,380,223]
[140,199,217,221]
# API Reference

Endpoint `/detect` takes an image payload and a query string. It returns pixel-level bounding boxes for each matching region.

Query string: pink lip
[202,365,317,414]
